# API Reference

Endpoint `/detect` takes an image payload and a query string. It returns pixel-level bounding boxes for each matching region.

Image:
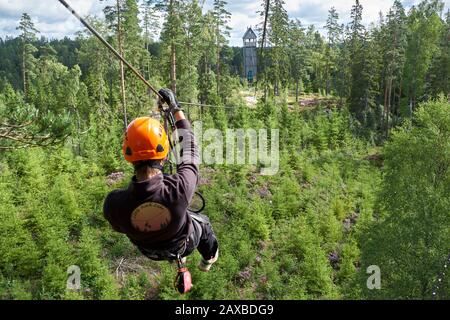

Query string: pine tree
[102,0,128,126]
[382,0,407,137]
[158,0,186,94]
[288,19,308,102]
[427,10,449,99]
[348,0,367,121]
[198,11,218,106]
[308,27,327,95]
[347,0,378,125]
[324,7,343,96]
[142,1,160,81]
[403,0,444,112]
[212,0,231,98]
[267,0,290,97]
[177,0,203,103]
[123,0,152,116]
[77,18,111,114]
[142,1,160,45]
[122,0,143,56]
[325,7,342,47]
[368,19,387,135]
[364,28,383,133]
[335,26,352,105]
[16,13,39,100]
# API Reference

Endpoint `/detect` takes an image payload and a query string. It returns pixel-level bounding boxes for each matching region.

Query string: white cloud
[229,12,257,29]
[0,0,96,19]
[0,0,448,45]
[330,0,400,23]
[285,0,302,12]
[229,0,444,45]
[226,0,423,45]
[229,12,260,46]
[0,0,105,39]
[290,0,407,25]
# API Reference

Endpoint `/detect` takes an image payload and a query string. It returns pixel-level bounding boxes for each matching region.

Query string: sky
[0,0,448,46]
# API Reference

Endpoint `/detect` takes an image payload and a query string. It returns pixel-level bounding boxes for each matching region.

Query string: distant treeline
[0,36,245,91]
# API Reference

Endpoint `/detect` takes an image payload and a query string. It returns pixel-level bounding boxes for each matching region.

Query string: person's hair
[133,160,164,172]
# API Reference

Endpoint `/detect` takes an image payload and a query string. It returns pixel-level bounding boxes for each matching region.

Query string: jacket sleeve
[172,119,200,206]
[103,191,126,233]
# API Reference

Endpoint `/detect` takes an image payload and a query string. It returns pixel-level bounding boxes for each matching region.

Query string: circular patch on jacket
[130,202,172,232]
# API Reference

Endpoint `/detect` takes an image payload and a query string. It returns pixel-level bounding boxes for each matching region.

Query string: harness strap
[138,237,187,261]
[138,214,208,262]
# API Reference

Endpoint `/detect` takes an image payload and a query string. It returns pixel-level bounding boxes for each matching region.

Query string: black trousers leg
[197,219,218,261]
[183,214,218,261]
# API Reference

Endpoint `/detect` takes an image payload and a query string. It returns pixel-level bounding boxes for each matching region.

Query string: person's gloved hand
[158,88,182,114]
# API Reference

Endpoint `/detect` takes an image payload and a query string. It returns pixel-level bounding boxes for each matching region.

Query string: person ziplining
[57,0,219,294]
[103,89,219,293]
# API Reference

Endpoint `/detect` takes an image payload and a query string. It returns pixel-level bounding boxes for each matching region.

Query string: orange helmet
[122,117,170,163]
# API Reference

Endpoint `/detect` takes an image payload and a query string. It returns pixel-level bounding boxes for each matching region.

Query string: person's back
[103,88,218,269]
[103,143,196,251]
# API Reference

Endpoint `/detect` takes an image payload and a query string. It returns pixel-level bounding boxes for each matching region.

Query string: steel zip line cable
[179,102,236,109]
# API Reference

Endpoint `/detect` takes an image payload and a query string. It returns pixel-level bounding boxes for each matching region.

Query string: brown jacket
[103,119,199,250]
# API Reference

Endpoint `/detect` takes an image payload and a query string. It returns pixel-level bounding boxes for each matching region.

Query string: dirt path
[240,90,340,110]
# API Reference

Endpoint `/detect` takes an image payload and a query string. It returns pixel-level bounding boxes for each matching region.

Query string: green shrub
[358,99,450,299]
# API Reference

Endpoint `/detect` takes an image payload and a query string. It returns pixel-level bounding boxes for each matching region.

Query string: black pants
[138,212,218,262]
[183,212,218,261]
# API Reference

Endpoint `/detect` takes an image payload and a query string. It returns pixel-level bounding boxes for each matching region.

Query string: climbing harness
[138,240,188,262]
